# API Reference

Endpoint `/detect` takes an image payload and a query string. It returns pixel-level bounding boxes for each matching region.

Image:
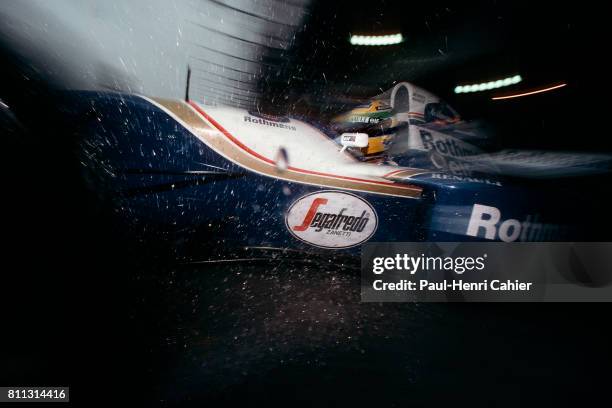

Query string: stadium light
[350,33,403,46]
[455,75,522,94]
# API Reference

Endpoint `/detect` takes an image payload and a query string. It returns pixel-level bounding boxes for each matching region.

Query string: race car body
[74,87,610,259]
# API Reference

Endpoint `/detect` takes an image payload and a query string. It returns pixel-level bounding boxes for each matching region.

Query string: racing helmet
[331,99,400,158]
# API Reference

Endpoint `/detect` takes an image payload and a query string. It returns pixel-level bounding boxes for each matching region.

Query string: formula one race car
[74,82,611,259]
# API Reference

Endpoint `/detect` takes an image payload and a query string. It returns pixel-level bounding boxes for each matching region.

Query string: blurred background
[1,1,605,148]
[1,1,610,406]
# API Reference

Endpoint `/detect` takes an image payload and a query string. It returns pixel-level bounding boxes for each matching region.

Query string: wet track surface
[111,260,611,406]
[3,210,611,408]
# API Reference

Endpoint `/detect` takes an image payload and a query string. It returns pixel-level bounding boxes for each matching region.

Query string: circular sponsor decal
[285,190,378,249]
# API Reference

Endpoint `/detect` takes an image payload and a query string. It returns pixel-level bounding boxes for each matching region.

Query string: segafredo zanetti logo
[285,191,378,249]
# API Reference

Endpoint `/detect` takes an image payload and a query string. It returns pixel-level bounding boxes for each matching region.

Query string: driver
[330,99,405,163]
